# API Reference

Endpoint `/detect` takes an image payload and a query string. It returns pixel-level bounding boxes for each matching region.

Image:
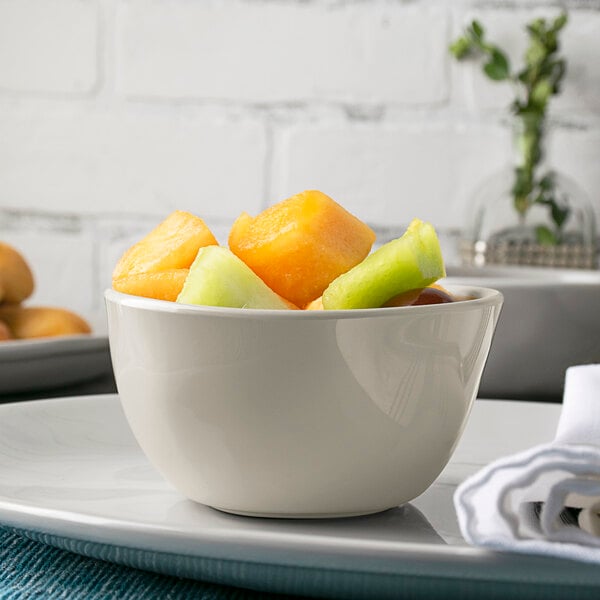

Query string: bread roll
[0,242,35,304]
[0,319,12,340]
[0,305,91,340]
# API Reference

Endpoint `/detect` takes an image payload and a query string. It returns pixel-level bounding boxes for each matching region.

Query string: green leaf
[511,98,526,114]
[525,39,547,67]
[551,202,570,228]
[517,69,530,84]
[483,49,510,80]
[531,78,553,107]
[535,225,558,245]
[512,167,533,198]
[517,129,540,168]
[514,195,529,216]
[527,19,546,38]
[545,31,558,54]
[449,36,472,59]
[552,13,568,33]
[539,173,555,191]
[549,59,567,92]
[518,110,543,131]
[471,20,484,39]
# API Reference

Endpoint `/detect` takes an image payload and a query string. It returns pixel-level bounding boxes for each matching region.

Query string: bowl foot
[208,504,395,519]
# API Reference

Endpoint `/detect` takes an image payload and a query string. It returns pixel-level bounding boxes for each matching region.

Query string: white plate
[2,394,600,597]
[0,336,111,395]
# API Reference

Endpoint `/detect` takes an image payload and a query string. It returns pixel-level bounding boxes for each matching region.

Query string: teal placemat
[5,525,600,600]
[0,528,282,600]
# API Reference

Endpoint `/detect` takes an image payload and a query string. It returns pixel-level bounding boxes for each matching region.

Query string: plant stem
[450,12,570,245]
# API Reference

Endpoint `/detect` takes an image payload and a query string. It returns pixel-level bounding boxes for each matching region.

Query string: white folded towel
[454,364,600,564]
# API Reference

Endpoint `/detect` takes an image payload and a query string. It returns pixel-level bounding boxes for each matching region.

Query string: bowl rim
[105,285,503,321]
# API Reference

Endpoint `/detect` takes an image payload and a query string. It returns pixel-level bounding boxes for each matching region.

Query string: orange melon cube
[112,269,189,302]
[228,190,376,308]
[113,211,218,280]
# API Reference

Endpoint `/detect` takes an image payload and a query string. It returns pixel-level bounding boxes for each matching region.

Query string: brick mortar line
[0,96,598,131]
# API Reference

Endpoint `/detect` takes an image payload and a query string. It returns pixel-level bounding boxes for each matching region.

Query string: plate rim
[0,334,109,362]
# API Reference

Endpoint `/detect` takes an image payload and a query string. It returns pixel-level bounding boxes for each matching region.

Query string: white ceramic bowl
[443,266,600,401]
[105,286,502,518]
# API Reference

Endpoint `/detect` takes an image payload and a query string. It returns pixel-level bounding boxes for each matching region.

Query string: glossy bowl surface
[105,286,502,518]
[443,266,600,400]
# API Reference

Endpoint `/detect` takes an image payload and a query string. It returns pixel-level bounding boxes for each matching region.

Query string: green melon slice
[322,219,446,310]
[177,246,295,310]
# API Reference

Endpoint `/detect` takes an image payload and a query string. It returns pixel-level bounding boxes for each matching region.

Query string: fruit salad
[112,190,453,310]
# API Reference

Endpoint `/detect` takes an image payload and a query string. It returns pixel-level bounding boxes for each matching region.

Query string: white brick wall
[0,0,598,332]
[270,119,509,230]
[116,2,449,105]
[0,0,98,94]
[0,105,266,218]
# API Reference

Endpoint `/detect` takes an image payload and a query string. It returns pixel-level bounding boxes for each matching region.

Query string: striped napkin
[454,364,600,564]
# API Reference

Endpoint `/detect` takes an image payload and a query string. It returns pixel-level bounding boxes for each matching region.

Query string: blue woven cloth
[0,528,282,600]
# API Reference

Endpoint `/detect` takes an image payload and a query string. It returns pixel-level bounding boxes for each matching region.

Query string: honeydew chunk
[305,296,324,310]
[177,246,297,310]
[322,219,446,310]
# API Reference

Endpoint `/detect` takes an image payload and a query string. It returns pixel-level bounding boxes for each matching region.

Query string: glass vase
[460,116,598,269]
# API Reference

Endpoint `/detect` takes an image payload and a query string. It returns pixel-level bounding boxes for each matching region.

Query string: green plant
[450,13,569,245]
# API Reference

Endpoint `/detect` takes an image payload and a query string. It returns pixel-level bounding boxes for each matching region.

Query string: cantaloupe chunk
[113,269,189,302]
[113,211,218,280]
[112,210,218,300]
[228,190,376,308]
